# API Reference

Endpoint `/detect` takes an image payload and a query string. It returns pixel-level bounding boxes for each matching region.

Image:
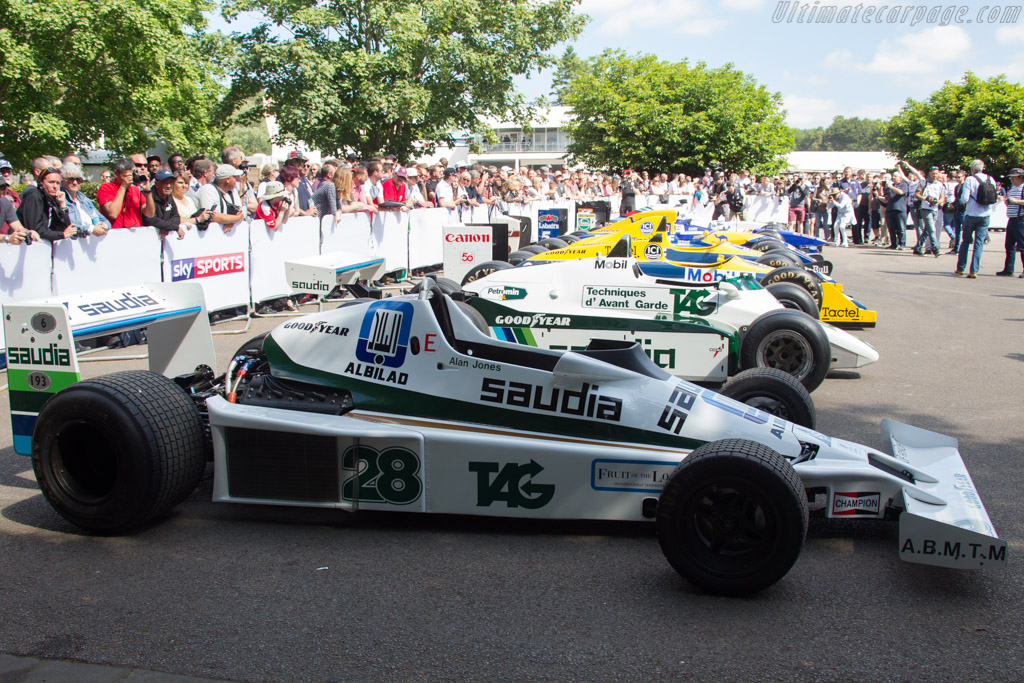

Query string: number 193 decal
[342,445,422,504]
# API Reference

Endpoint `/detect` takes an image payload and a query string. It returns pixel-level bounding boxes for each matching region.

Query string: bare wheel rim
[756,330,812,379]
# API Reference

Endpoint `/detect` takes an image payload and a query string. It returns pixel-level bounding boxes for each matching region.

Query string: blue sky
[211,1,1024,129]
[512,0,1024,127]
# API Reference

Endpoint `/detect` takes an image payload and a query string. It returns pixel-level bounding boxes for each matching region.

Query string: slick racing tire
[720,367,816,428]
[455,301,491,336]
[410,276,462,295]
[520,244,548,254]
[560,234,582,244]
[761,267,823,309]
[507,250,537,266]
[766,282,820,318]
[754,228,782,239]
[461,260,513,286]
[756,249,799,269]
[537,237,569,250]
[739,309,830,392]
[32,371,206,534]
[748,238,788,253]
[656,438,808,596]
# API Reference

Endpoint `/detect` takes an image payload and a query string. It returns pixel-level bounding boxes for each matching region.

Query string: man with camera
[196,165,246,232]
[434,168,460,209]
[0,174,38,245]
[878,171,909,250]
[143,169,187,239]
[619,169,637,215]
[97,158,155,229]
[912,166,945,257]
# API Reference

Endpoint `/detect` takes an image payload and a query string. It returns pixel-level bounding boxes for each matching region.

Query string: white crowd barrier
[161,222,251,314]
[0,240,54,352]
[249,217,321,304]
[320,212,374,255]
[408,208,448,268]
[52,227,163,296]
[371,211,412,272]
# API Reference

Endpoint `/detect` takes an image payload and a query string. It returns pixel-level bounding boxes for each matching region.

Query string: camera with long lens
[73,226,90,239]
[132,172,148,184]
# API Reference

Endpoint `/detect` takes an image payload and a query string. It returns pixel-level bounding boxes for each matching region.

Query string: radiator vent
[226,428,340,502]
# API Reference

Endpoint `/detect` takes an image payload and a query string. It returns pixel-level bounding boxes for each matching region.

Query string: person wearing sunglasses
[0,159,20,215]
[62,163,110,237]
[16,167,78,241]
[96,158,155,229]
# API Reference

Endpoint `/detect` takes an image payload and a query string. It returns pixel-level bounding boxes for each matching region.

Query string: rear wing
[285,252,386,296]
[4,282,214,455]
[882,420,1007,569]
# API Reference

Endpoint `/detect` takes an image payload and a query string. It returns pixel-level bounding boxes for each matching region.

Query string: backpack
[974,174,998,205]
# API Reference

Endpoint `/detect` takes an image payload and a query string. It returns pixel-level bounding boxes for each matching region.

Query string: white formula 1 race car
[460,256,878,394]
[6,284,1005,596]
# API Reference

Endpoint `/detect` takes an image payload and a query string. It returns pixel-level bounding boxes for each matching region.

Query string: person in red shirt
[379,166,408,209]
[96,158,154,228]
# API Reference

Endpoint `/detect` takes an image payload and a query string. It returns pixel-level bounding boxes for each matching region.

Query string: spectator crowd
[2,148,1023,279]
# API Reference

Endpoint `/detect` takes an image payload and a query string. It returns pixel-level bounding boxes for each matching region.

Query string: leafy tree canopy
[881,72,1024,176]
[223,0,586,160]
[0,0,227,168]
[792,116,885,151]
[560,50,792,175]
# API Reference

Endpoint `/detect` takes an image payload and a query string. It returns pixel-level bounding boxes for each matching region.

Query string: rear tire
[656,438,808,596]
[761,267,823,309]
[32,370,206,534]
[520,244,548,254]
[766,282,820,318]
[749,238,787,253]
[538,237,568,250]
[739,309,830,392]
[756,249,799,268]
[507,250,536,265]
[720,367,816,428]
[461,260,513,286]
[410,276,461,295]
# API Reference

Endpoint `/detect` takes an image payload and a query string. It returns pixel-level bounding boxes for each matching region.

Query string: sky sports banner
[161,222,251,313]
[51,226,163,297]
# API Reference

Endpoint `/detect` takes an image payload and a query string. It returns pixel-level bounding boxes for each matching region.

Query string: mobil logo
[171,252,246,281]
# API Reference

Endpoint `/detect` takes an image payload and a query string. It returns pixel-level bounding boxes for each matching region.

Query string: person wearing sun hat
[996,168,1024,276]
[254,180,292,231]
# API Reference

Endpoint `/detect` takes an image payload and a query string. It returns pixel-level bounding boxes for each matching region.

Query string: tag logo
[468,460,554,509]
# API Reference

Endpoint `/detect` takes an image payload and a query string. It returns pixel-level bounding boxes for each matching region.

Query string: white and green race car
[9,284,1005,595]
[460,256,878,393]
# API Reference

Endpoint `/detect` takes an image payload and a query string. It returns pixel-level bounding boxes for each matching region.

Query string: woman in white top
[172,173,213,229]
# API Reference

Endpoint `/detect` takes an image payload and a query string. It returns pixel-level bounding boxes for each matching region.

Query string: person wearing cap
[96,158,154,229]
[379,166,408,209]
[435,168,459,209]
[196,164,246,232]
[996,168,1024,276]
[254,180,293,231]
[0,159,21,229]
[62,163,109,237]
[284,152,316,214]
[143,169,187,239]
[403,166,431,208]
[0,173,36,245]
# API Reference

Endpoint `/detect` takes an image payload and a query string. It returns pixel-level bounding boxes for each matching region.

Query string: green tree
[550,46,584,106]
[560,50,792,175]
[882,72,1024,175]
[793,127,824,151]
[821,116,883,151]
[223,0,586,160]
[0,0,227,169]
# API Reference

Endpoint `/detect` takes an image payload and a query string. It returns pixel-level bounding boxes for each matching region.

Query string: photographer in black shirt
[144,170,185,239]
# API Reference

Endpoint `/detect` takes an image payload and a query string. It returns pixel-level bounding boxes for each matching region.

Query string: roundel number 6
[342,446,423,504]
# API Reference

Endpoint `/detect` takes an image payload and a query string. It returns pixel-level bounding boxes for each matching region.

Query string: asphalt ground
[1,236,1023,682]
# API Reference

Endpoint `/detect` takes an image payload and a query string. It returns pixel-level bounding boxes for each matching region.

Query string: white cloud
[975,54,1024,83]
[784,95,901,128]
[721,0,765,10]
[578,0,728,37]
[783,95,839,128]
[823,49,853,68]
[862,26,971,74]
[995,25,1024,45]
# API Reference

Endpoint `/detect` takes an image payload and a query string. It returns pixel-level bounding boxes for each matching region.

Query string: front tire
[739,310,831,392]
[32,371,206,534]
[656,438,808,596]
[461,260,513,286]
[720,367,816,428]
[766,282,820,318]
